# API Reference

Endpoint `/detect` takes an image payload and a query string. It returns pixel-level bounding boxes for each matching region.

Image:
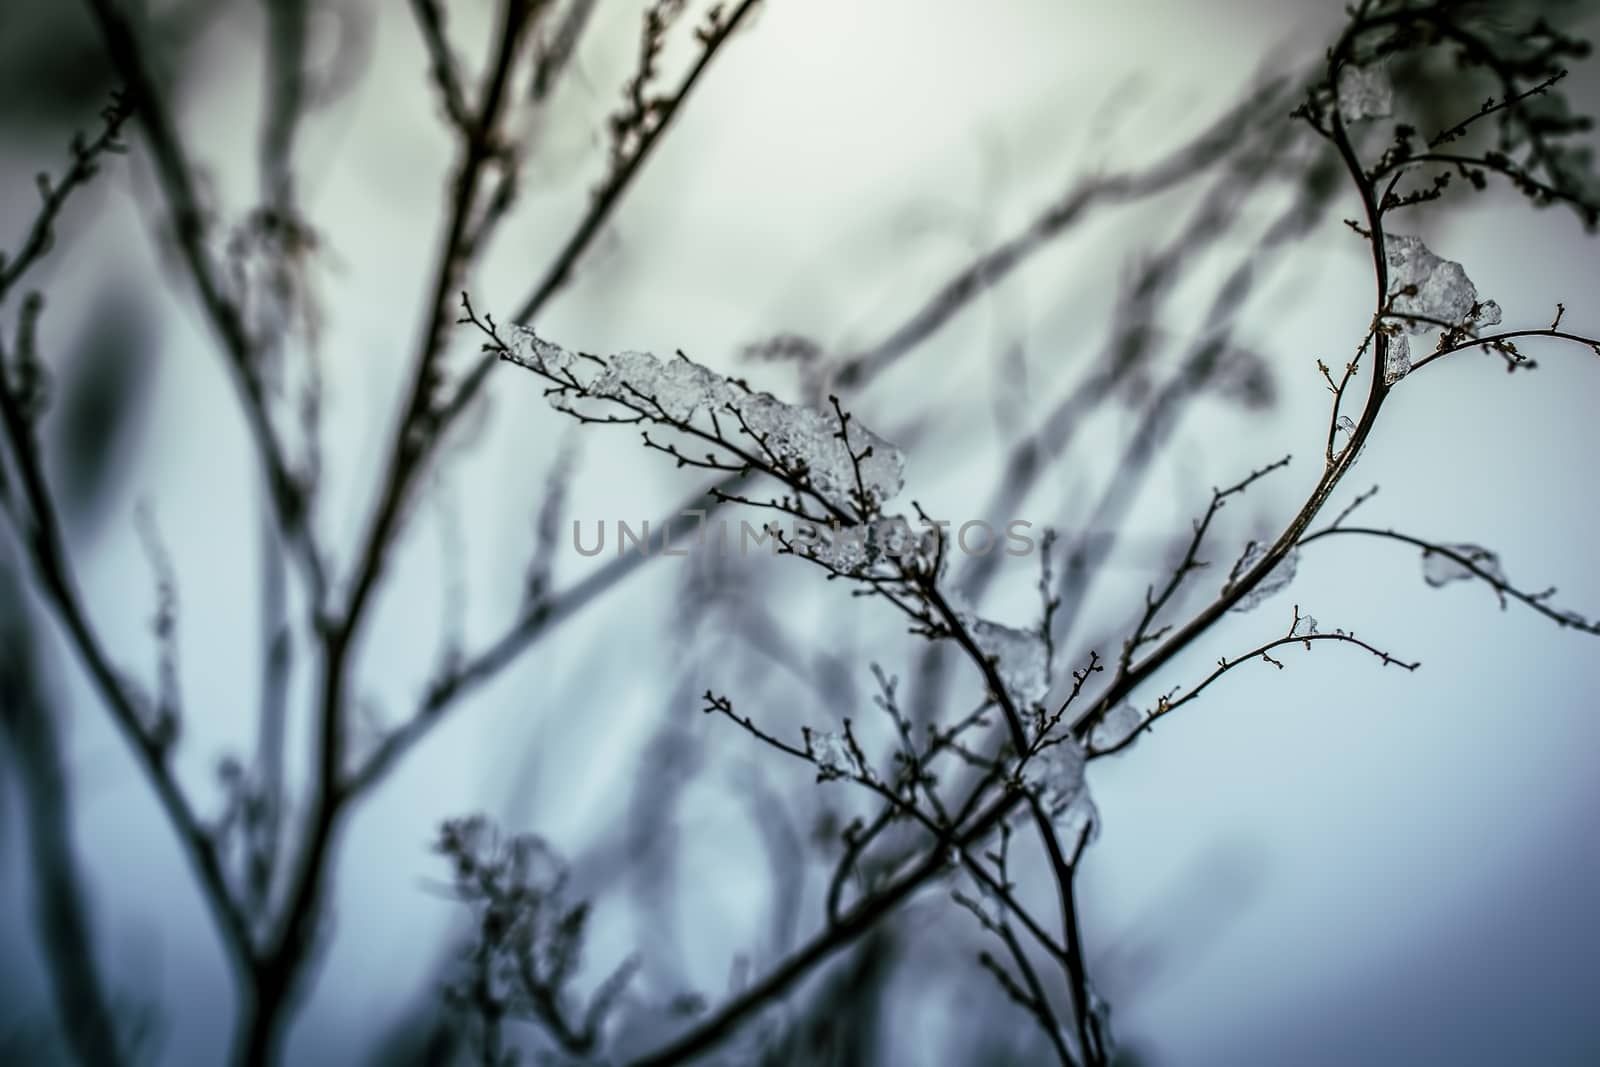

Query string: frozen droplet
[1474,300,1504,329]
[1090,703,1143,751]
[1338,62,1394,123]
[1052,789,1099,847]
[1227,545,1300,613]
[1385,234,1479,333]
[811,730,851,775]
[1337,415,1357,436]
[1421,543,1504,588]
[1383,333,1411,385]
[1023,742,1086,817]
[962,615,1050,708]
[1291,614,1319,638]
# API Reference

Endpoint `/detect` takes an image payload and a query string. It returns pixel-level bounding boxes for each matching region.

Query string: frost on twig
[503,324,905,516]
[963,615,1051,710]
[1020,741,1095,843]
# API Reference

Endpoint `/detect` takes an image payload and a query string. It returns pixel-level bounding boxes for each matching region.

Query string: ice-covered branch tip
[964,616,1051,710]
[1383,234,1499,337]
[493,317,905,518]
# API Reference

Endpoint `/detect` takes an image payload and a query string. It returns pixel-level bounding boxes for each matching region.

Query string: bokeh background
[1,1,1598,1064]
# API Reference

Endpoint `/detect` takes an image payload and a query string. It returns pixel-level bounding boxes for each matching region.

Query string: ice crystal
[963,615,1050,708]
[588,350,736,422]
[1090,703,1143,751]
[1227,544,1300,614]
[733,392,905,512]
[810,730,852,775]
[1385,234,1480,333]
[1053,789,1100,847]
[1337,62,1393,123]
[1291,614,1319,638]
[1383,333,1411,385]
[508,324,576,374]
[513,330,906,513]
[1422,543,1504,588]
[1474,300,1504,330]
[1023,742,1087,819]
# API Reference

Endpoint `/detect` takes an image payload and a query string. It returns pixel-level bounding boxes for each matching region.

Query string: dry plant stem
[411,0,473,131]
[438,0,762,433]
[0,640,125,1067]
[485,291,1113,1060]
[996,919,1079,1067]
[1059,13,1396,744]
[260,0,311,213]
[623,787,1022,1067]
[486,275,1113,1049]
[1300,526,1600,634]
[829,84,1288,389]
[23,1,1597,1062]
[1111,457,1294,691]
[44,6,772,1052]
[641,12,1600,1058]
[705,695,1072,970]
[509,0,762,324]
[345,478,737,794]
[245,2,541,1058]
[1407,327,1600,374]
[0,95,132,304]
[80,0,327,604]
[922,584,1100,1062]
[0,363,255,974]
[1091,629,1420,760]
[619,13,1556,1060]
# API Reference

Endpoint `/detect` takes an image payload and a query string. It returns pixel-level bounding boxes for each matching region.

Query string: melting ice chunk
[733,392,905,512]
[1421,543,1505,587]
[810,730,852,776]
[1338,62,1394,123]
[508,324,574,373]
[1383,333,1412,385]
[962,615,1050,708]
[1385,234,1481,333]
[1089,703,1144,751]
[1023,742,1087,818]
[1227,544,1300,613]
